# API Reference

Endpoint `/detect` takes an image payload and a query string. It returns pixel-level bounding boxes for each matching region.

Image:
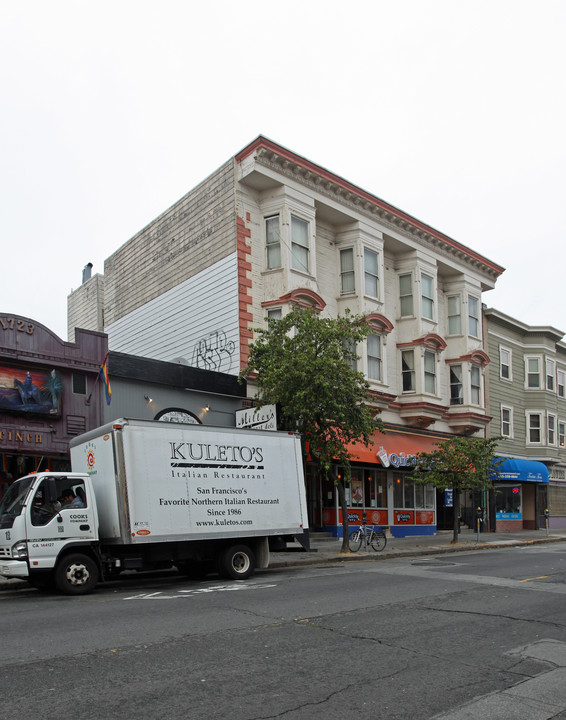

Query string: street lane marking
[124,582,277,600]
[520,575,549,582]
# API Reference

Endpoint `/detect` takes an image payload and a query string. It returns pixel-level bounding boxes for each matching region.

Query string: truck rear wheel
[55,553,99,595]
[217,544,255,580]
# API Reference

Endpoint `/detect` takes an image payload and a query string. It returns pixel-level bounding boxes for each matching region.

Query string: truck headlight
[11,542,28,559]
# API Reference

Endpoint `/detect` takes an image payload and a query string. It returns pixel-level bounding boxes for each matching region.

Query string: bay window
[421,274,434,320]
[364,248,379,298]
[468,295,480,337]
[471,364,481,404]
[401,350,415,392]
[447,295,461,335]
[449,365,463,405]
[340,248,355,294]
[424,350,436,394]
[265,215,281,269]
[367,333,382,382]
[399,274,413,317]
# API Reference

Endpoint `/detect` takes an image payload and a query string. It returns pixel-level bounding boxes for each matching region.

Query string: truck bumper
[0,560,29,579]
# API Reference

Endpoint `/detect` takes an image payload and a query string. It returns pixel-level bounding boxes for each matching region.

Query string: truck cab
[0,472,99,592]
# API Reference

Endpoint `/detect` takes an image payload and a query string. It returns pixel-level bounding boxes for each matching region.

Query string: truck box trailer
[0,418,308,594]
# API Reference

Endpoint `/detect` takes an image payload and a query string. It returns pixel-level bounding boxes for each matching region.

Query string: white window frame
[399,274,414,317]
[546,358,556,392]
[421,273,435,321]
[470,364,482,405]
[290,215,310,273]
[447,295,461,336]
[548,413,557,446]
[558,369,565,398]
[364,248,379,298]
[367,332,382,382]
[501,405,513,438]
[468,295,480,338]
[424,349,436,394]
[525,356,542,389]
[500,346,512,381]
[526,411,543,445]
[559,420,565,448]
[266,307,282,323]
[340,248,355,295]
[265,215,281,270]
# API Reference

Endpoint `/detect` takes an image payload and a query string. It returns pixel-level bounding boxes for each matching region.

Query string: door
[26,476,97,571]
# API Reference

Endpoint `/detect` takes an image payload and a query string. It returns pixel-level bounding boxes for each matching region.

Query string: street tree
[240,307,382,552]
[412,436,502,543]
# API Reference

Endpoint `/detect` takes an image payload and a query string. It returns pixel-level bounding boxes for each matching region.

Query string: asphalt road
[2,544,566,719]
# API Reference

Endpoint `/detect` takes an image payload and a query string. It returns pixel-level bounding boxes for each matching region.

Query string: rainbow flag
[99,353,112,405]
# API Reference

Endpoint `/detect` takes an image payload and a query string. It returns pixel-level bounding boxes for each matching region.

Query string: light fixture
[203,405,210,412]
[144,395,153,405]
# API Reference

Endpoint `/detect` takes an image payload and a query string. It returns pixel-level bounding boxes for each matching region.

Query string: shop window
[447,295,461,335]
[501,406,513,438]
[421,274,434,320]
[495,484,522,518]
[340,248,355,294]
[500,347,511,380]
[399,274,413,317]
[393,475,414,508]
[72,373,87,395]
[364,469,387,508]
[367,333,382,381]
[449,365,463,405]
[364,248,379,298]
[265,215,281,269]
[546,358,555,391]
[415,484,435,509]
[291,215,309,272]
[468,295,480,337]
[401,350,415,392]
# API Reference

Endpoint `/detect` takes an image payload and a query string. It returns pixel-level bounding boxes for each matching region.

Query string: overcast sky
[1,1,564,342]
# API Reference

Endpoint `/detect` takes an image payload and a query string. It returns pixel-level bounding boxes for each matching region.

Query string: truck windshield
[0,476,36,529]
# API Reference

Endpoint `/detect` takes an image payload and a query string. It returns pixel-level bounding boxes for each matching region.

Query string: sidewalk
[1,528,565,591]
[268,527,566,570]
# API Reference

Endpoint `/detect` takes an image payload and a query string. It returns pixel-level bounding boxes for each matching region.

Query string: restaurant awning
[494,457,549,484]
[347,430,443,468]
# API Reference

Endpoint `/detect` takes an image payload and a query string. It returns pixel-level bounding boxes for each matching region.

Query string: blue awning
[494,457,549,483]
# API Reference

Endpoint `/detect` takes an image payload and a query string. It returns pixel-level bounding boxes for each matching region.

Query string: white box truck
[0,418,308,595]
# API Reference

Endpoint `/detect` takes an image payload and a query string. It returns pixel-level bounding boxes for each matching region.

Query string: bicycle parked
[349,524,387,552]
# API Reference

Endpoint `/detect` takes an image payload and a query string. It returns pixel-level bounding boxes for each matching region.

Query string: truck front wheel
[55,553,99,595]
[217,545,255,580]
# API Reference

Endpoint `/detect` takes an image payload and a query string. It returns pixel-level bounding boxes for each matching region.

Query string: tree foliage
[240,307,382,550]
[412,436,502,542]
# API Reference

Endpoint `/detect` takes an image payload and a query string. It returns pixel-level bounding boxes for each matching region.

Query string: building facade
[0,314,108,497]
[484,308,566,531]
[68,136,505,537]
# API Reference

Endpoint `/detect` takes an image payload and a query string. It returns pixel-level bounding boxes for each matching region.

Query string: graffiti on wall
[0,366,62,416]
[191,330,236,373]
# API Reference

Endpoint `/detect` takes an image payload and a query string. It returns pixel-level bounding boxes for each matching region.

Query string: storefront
[0,315,108,498]
[307,427,445,538]
[490,457,549,532]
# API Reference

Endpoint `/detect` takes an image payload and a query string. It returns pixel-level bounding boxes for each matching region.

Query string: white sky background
[1,1,564,341]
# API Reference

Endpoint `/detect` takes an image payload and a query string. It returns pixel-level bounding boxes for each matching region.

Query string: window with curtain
[401,350,415,392]
[449,365,463,405]
[424,350,436,393]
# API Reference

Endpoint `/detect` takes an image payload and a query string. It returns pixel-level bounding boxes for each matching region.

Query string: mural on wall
[0,366,63,416]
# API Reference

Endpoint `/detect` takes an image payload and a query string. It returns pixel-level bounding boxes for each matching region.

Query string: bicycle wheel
[371,531,387,552]
[349,529,362,552]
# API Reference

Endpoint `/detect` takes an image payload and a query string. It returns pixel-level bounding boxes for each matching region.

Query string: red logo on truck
[86,450,95,470]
